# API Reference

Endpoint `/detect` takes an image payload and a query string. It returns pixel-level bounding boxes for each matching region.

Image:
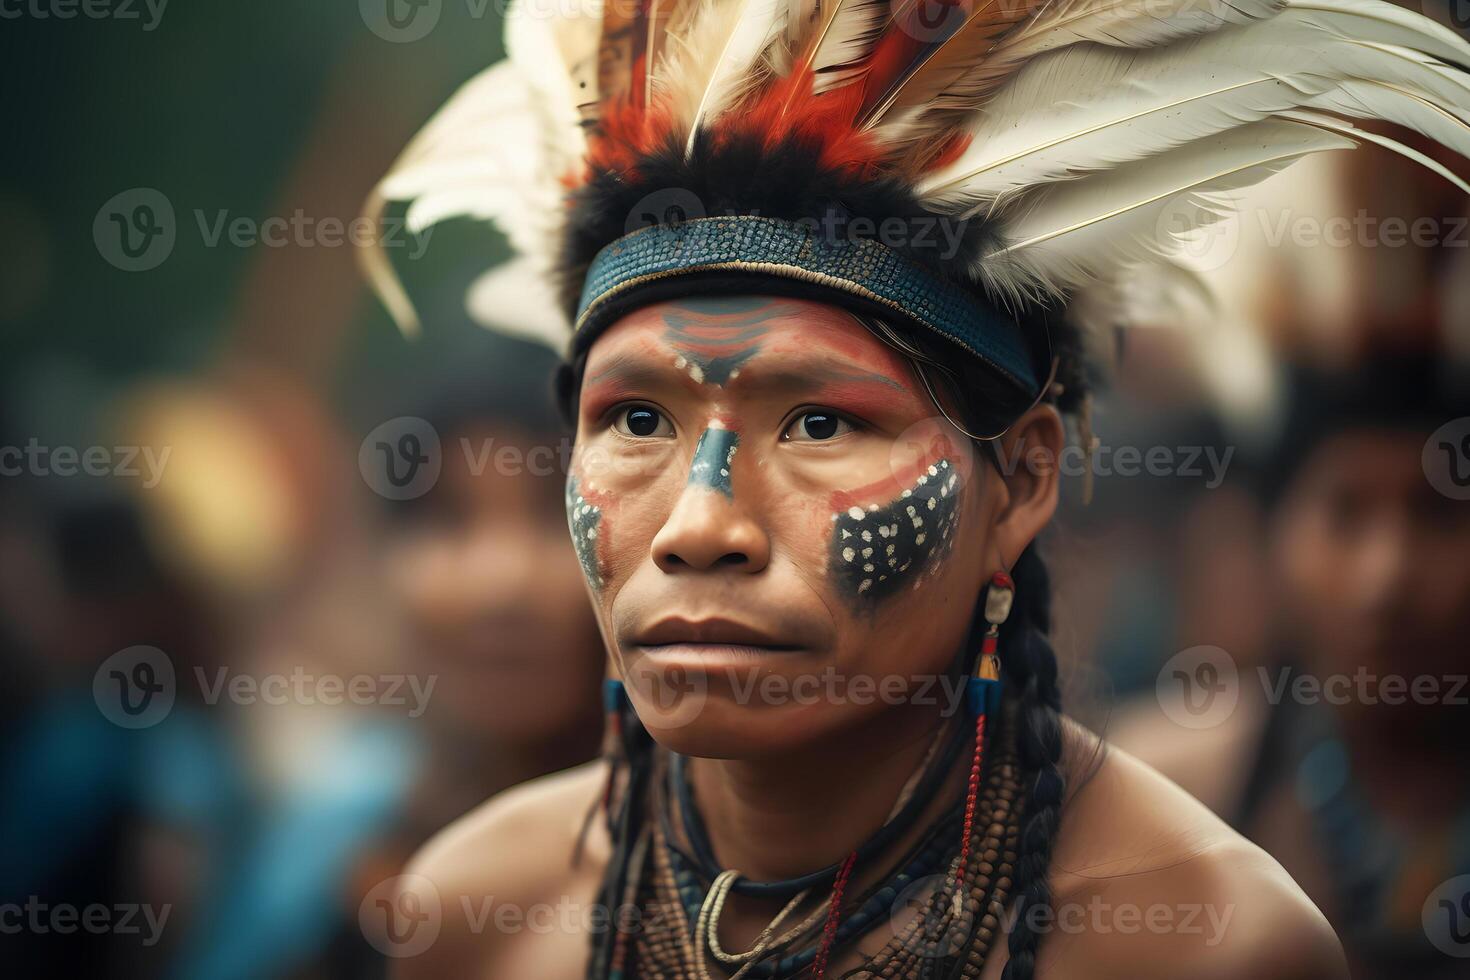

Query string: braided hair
[995,547,1065,980]
[903,306,1089,980]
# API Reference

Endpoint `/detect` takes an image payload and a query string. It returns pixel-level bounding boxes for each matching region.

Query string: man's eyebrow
[732,361,908,395]
[582,350,692,393]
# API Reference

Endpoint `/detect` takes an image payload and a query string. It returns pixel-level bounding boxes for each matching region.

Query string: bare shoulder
[390,760,610,980]
[1104,692,1267,815]
[1019,722,1346,980]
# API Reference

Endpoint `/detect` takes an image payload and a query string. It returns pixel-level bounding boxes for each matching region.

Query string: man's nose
[650,427,771,573]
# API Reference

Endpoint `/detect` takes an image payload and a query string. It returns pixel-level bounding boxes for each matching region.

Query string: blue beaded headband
[572,215,1042,399]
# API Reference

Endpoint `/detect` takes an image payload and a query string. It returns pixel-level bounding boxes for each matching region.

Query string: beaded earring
[967,571,1013,719]
[954,571,1014,911]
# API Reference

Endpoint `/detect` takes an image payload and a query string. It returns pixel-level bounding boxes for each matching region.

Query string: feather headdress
[365,0,1470,399]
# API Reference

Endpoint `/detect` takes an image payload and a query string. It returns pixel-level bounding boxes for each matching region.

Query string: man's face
[390,425,603,743]
[1274,430,1470,729]
[568,296,997,756]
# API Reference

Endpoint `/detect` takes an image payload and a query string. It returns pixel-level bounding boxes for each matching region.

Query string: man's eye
[613,405,674,438]
[783,411,854,442]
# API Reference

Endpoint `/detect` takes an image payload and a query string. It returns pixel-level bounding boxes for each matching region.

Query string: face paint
[565,475,605,590]
[829,459,960,606]
[661,297,792,385]
[687,424,739,497]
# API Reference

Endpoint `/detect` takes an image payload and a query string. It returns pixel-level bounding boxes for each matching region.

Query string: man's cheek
[828,458,961,607]
[566,475,615,592]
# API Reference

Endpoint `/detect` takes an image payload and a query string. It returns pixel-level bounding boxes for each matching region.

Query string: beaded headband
[572,215,1041,398]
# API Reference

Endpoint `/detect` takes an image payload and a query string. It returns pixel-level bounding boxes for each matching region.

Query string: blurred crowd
[2,3,1468,979]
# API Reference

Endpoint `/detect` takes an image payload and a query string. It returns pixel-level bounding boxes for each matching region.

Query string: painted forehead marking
[661,297,798,386]
[830,459,961,606]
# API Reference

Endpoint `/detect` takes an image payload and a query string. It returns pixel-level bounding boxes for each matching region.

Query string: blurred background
[0,2,1467,978]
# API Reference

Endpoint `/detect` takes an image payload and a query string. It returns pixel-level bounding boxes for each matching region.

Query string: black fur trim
[559,128,1004,318]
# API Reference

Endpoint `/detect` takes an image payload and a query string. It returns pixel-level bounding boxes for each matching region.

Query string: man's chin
[627,694,858,760]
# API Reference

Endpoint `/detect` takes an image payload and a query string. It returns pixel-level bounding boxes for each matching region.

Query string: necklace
[606,706,1024,979]
[668,716,974,899]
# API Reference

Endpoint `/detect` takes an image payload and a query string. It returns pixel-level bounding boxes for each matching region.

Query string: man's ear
[987,403,1065,568]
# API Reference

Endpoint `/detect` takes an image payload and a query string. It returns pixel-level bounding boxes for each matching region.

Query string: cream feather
[1284,0,1470,70]
[920,41,1337,211]
[901,0,1288,130]
[665,0,788,156]
[363,62,558,335]
[1281,108,1470,194]
[923,8,1470,215]
[506,0,603,139]
[465,256,574,352]
[981,120,1355,304]
[804,0,890,95]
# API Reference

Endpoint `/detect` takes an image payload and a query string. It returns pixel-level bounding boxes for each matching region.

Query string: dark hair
[1259,352,1470,507]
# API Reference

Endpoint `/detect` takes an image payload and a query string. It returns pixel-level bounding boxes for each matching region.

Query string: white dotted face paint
[566,476,604,590]
[829,459,960,606]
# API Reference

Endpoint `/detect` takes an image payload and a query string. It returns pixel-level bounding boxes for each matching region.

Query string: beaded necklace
[603,706,1024,979]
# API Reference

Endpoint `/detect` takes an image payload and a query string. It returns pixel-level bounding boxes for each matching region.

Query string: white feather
[466,257,575,353]
[1284,0,1470,70]
[920,40,1336,211]
[924,8,1470,214]
[506,0,603,140]
[809,0,889,94]
[1281,108,1470,194]
[988,0,1286,67]
[981,120,1355,304]
[666,0,788,156]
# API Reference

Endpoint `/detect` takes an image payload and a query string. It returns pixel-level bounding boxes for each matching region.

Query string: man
[359,0,1470,974]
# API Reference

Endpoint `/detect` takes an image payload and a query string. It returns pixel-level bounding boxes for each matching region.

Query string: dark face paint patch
[661,297,791,385]
[687,427,739,497]
[566,476,604,590]
[830,459,960,606]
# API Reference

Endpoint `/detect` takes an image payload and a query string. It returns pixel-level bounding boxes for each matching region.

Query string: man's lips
[634,616,800,652]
